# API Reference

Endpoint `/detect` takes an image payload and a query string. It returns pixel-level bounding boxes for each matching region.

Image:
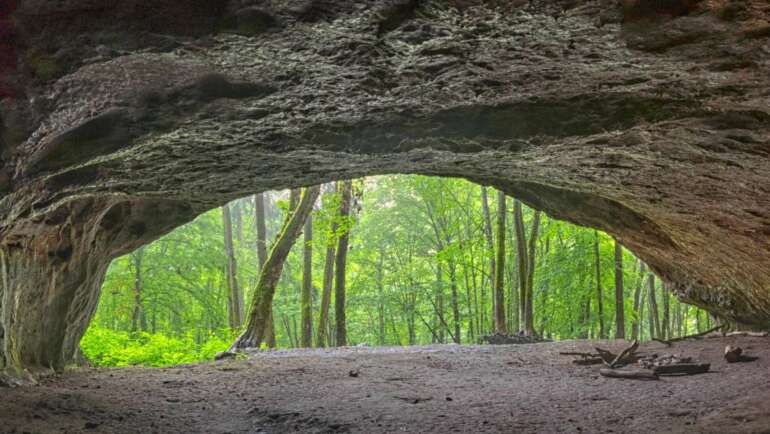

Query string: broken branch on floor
[595,340,641,368]
[599,369,659,380]
[725,331,769,337]
[652,324,726,346]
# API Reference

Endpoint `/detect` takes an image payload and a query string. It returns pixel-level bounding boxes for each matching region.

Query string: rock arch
[1,0,768,374]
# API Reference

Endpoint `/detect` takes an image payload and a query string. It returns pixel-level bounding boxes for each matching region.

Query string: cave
[0,0,769,431]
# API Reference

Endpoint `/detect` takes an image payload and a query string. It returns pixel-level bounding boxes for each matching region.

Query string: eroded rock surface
[0,0,769,373]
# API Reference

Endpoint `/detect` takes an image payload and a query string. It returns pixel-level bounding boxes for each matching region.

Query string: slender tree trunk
[480,186,494,333]
[253,192,276,347]
[231,186,321,350]
[580,296,591,339]
[300,211,314,347]
[449,261,461,343]
[631,261,645,340]
[639,284,649,340]
[130,247,146,332]
[232,200,243,243]
[281,314,296,348]
[315,185,338,347]
[662,283,671,340]
[614,239,625,339]
[334,180,353,347]
[524,209,541,335]
[222,203,243,329]
[493,190,508,334]
[513,200,527,334]
[376,248,386,346]
[594,231,606,339]
[436,263,446,343]
[648,272,661,339]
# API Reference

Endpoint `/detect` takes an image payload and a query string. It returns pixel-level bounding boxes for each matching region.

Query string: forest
[82,175,713,367]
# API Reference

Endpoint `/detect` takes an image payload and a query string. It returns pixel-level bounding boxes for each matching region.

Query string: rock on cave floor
[2,338,770,434]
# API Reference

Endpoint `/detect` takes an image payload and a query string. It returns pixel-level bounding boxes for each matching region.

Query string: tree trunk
[614,239,625,339]
[315,184,338,348]
[222,203,243,330]
[334,180,353,347]
[662,283,671,340]
[376,247,386,346]
[480,186,494,333]
[631,261,645,340]
[130,247,146,333]
[513,200,527,334]
[594,231,606,339]
[232,200,243,243]
[493,190,508,334]
[449,261,461,344]
[648,272,661,339]
[524,209,541,336]
[253,192,276,348]
[436,263,446,343]
[300,211,314,347]
[231,186,321,350]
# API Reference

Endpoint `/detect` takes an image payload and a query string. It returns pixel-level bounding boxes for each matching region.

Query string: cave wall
[0,0,769,372]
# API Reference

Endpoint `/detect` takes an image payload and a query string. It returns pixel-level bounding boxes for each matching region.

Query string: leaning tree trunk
[231,186,321,350]
[334,180,353,347]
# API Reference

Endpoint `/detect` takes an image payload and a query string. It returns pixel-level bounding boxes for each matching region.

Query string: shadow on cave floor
[2,337,770,434]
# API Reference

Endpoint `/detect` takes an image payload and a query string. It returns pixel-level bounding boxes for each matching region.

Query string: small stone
[724,345,742,363]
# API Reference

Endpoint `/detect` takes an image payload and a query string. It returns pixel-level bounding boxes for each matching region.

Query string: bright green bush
[80,327,231,367]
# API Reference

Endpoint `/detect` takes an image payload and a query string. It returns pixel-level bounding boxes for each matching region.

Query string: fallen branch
[725,331,768,337]
[595,340,640,368]
[610,340,639,368]
[572,357,604,366]
[599,369,659,380]
[652,363,710,376]
[559,351,597,357]
[652,324,726,346]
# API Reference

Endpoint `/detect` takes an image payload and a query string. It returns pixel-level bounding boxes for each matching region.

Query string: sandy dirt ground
[2,337,770,434]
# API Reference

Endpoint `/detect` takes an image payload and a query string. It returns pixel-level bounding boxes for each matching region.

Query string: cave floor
[2,337,770,434]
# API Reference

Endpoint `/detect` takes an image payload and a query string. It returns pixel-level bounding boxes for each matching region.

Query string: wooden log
[599,369,659,380]
[652,363,710,376]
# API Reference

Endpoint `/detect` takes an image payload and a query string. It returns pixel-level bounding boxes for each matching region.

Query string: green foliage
[81,326,231,367]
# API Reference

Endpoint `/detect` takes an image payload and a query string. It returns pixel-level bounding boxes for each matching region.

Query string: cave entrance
[81,174,711,367]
